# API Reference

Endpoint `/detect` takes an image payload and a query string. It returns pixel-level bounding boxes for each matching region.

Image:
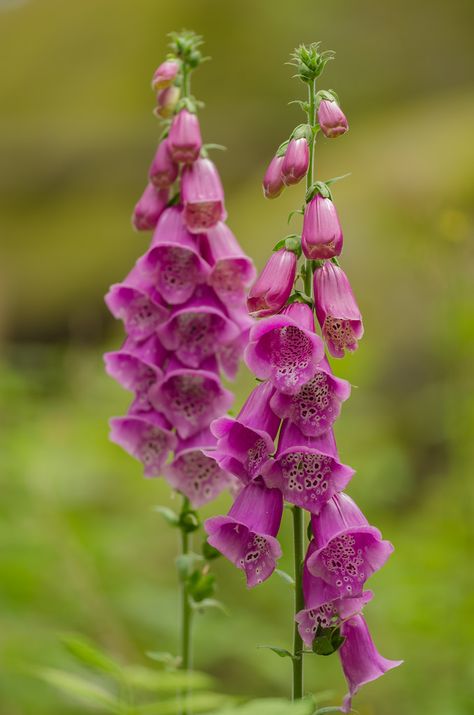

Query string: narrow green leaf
[121,665,213,693]
[134,691,232,715]
[191,597,229,615]
[61,634,122,678]
[275,569,295,586]
[153,506,179,527]
[257,645,295,660]
[36,668,121,712]
[145,651,180,669]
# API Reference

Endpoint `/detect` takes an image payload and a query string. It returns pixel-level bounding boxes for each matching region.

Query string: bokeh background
[1,0,474,713]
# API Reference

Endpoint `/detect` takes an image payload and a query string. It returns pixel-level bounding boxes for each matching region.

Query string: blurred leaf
[257,645,295,660]
[61,633,123,678]
[175,552,204,579]
[135,692,232,714]
[209,697,314,715]
[191,598,228,615]
[35,668,121,712]
[188,571,216,602]
[145,652,181,669]
[275,569,295,586]
[121,665,213,693]
[153,506,179,527]
[201,541,221,561]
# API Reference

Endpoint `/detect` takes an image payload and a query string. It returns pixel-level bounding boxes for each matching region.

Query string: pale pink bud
[148,139,179,189]
[131,183,169,231]
[154,85,180,119]
[281,138,309,186]
[263,155,285,199]
[151,59,180,91]
[181,158,226,233]
[302,194,343,260]
[247,249,297,317]
[168,109,202,164]
[317,100,349,138]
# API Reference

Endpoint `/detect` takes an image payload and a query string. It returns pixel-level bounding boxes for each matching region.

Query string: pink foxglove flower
[244,302,324,394]
[151,59,180,91]
[216,314,254,380]
[210,380,280,482]
[262,420,354,515]
[168,109,202,163]
[339,615,402,713]
[181,158,227,233]
[307,492,394,599]
[149,139,179,189]
[302,194,343,260]
[154,85,180,119]
[314,261,364,358]
[281,138,309,186]
[205,481,283,587]
[109,412,177,477]
[270,356,351,437]
[263,155,285,199]
[136,207,210,305]
[132,183,169,231]
[105,267,168,341]
[317,99,349,139]
[247,249,297,317]
[200,223,256,307]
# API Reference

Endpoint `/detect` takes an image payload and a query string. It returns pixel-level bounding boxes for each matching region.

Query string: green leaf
[35,668,121,712]
[257,645,295,660]
[153,506,179,527]
[60,634,122,678]
[191,597,228,614]
[276,139,290,158]
[175,552,204,579]
[325,172,351,186]
[145,651,181,669]
[275,569,295,586]
[312,626,345,656]
[187,571,216,602]
[287,207,305,224]
[211,697,314,715]
[272,238,287,252]
[135,691,232,715]
[121,665,213,693]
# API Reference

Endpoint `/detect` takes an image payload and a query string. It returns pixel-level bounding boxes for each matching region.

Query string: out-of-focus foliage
[1,1,473,714]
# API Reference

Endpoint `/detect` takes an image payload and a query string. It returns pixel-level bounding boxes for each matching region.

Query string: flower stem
[292,505,305,699]
[179,496,193,715]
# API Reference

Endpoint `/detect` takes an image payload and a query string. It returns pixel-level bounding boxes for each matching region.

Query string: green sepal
[305,181,332,203]
[316,89,340,106]
[288,43,336,83]
[287,291,312,307]
[167,192,181,207]
[257,645,296,660]
[284,234,302,255]
[179,508,200,533]
[288,99,309,113]
[175,552,203,579]
[202,541,221,561]
[312,626,345,656]
[176,96,198,114]
[187,570,216,602]
[276,139,290,158]
[290,123,312,142]
[153,505,179,527]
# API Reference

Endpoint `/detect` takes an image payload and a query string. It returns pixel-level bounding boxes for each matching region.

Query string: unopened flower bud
[151,59,180,91]
[154,85,180,119]
[317,100,349,138]
[263,155,285,199]
[247,249,297,317]
[281,138,309,186]
[302,194,343,259]
[131,183,169,231]
[149,139,179,189]
[181,157,226,233]
[168,109,202,164]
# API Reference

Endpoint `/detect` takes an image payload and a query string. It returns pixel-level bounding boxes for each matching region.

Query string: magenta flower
[149,357,233,439]
[262,420,354,514]
[281,138,309,186]
[132,183,169,231]
[149,139,179,189]
[263,155,285,199]
[136,207,210,305]
[302,194,343,260]
[247,249,297,317]
[205,481,283,587]
[163,428,233,508]
[210,381,281,482]
[168,109,202,164]
[181,158,227,233]
[317,99,349,139]
[200,223,256,307]
[154,85,180,119]
[105,267,168,341]
[307,492,394,599]
[244,302,324,394]
[339,615,402,713]
[314,261,364,358]
[216,319,252,380]
[151,59,180,91]
[109,411,177,477]
[157,288,240,368]
[270,357,351,437]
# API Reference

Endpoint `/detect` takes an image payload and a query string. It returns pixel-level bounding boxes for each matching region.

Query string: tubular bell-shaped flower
[247,249,297,317]
[109,412,177,477]
[317,99,349,139]
[149,139,179,189]
[263,154,285,199]
[168,108,202,164]
[105,267,168,341]
[302,194,343,260]
[181,157,227,233]
[205,481,283,587]
[132,183,169,231]
[314,261,364,358]
[281,138,309,186]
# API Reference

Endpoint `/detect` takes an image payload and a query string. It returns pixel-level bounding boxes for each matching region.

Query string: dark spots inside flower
[323,316,357,353]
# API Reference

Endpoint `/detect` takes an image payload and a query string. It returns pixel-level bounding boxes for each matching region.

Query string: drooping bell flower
[302,194,343,260]
[168,109,202,164]
[244,302,324,394]
[136,206,210,305]
[247,249,297,318]
[154,85,180,119]
[270,357,351,437]
[151,59,180,91]
[148,356,233,439]
[157,287,240,368]
[262,420,354,514]
[199,223,256,308]
[339,615,402,713]
[263,155,285,199]
[209,381,281,482]
[281,138,309,186]
[314,261,364,358]
[149,139,179,189]
[104,336,167,413]
[109,411,177,477]
[205,480,283,587]
[105,267,168,341]
[131,183,169,231]
[163,428,233,508]
[317,99,349,139]
[296,538,373,648]
[181,157,226,233]
[307,492,394,599]
[216,317,253,380]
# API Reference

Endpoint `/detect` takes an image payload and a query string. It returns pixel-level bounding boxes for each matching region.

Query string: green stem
[304,78,316,302]
[179,497,193,715]
[292,506,305,700]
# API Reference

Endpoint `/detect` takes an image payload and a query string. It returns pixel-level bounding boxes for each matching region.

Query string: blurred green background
[1,0,473,713]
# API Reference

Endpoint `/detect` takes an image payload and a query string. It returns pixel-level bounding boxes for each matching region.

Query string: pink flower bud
[131,183,169,231]
[302,194,343,260]
[154,85,180,119]
[168,109,202,164]
[247,249,297,317]
[148,139,179,189]
[317,100,349,138]
[151,59,180,91]
[281,138,309,186]
[263,155,285,199]
[181,157,226,233]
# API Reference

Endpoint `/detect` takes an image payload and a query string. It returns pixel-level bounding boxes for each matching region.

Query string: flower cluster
[205,43,401,710]
[105,33,255,509]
